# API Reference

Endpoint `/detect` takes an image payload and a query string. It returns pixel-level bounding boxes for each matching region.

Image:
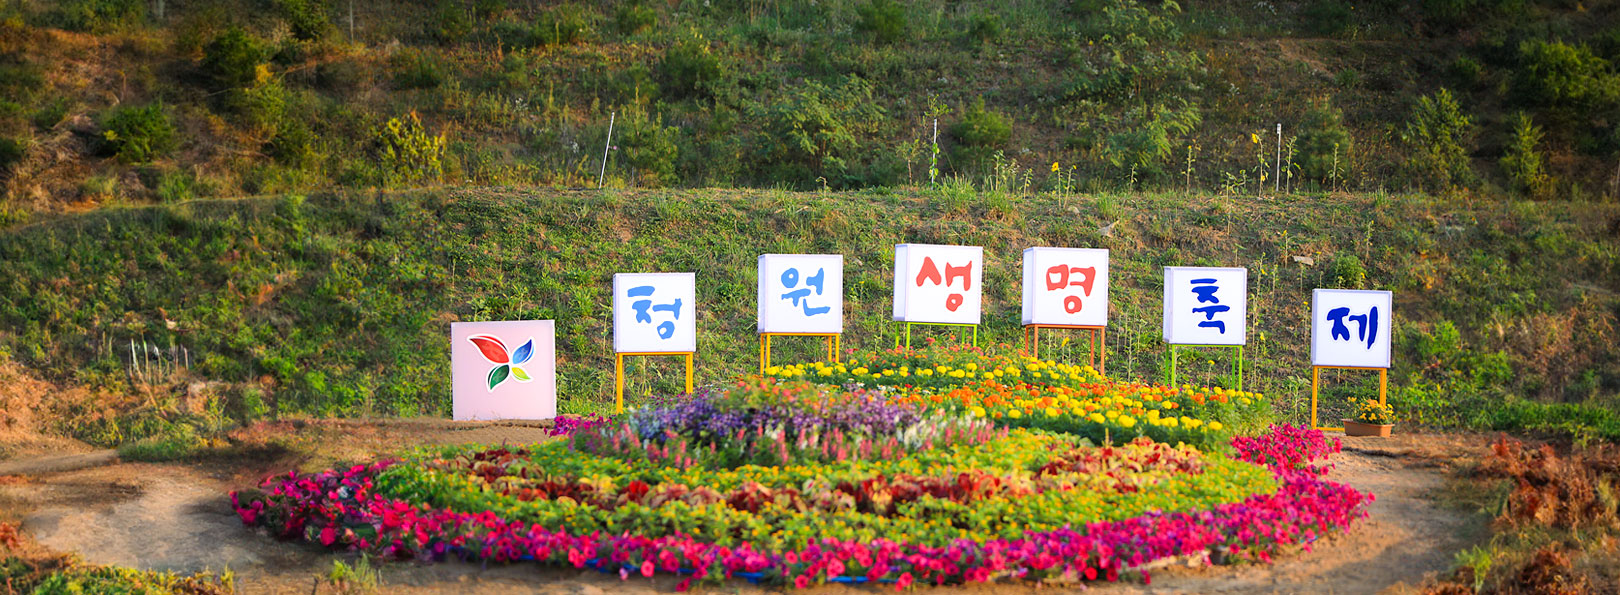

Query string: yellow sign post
[1023,324,1106,374]
[1310,365,1387,432]
[758,333,840,373]
[615,352,694,414]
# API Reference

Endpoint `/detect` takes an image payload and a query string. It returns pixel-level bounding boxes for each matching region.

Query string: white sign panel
[1310,289,1393,368]
[613,273,697,353]
[1162,266,1248,346]
[758,254,844,334]
[892,244,983,325]
[1021,247,1109,327]
[452,320,557,421]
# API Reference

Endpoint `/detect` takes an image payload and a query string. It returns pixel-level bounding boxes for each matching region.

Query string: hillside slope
[1,188,1615,430]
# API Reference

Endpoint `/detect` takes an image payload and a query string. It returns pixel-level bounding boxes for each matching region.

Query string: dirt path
[0,429,1489,594]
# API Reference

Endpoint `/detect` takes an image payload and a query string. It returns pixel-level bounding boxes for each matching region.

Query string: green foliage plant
[1402,88,1475,191]
[99,103,177,164]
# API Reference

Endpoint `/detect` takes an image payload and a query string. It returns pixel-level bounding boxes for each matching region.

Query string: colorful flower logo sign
[450,321,556,421]
[1310,289,1393,368]
[613,273,697,353]
[1021,247,1109,327]
[892,244,984,325]
[758,254,844,333]
[1162,266,1248,346]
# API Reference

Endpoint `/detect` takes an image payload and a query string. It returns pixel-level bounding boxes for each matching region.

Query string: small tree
[1402,88,1475,191]
[1292,98,1353,187]
[202,27,268,89]
[100,103,178,163]
[659,33,726,99]
[1499,113,1550,198]
[855,0,907,44]
[373,111,445,186]
[949,97,1011,172]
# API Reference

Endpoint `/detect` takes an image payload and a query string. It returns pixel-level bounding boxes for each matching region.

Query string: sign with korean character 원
[1021,247,1109,327]
[613,273,697,353]
[1310,289,1393,368]
[757,254,844,334]
[1162,266,1248,346]
[451,320,557,421]
[892,244,983,325]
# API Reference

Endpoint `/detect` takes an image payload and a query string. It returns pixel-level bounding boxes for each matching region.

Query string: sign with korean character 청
[1162,266,1248,346]
[613,273,697,353]
[1021,247,1109,327]
[452,320,557,420]
[758,254,844,334]
[892,244,983,325]
[1310,289,1393,369]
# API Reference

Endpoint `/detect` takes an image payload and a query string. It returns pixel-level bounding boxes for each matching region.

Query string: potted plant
[1343,398,1395,437]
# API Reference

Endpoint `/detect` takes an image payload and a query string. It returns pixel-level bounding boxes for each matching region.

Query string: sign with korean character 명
[758,254,844,334]
[1021,247,1109,327]
[451,320,557,421]
[892,244,983,325]
[1311,289,1393,368]
[1162,266,1248,346]
[613,273,697,353]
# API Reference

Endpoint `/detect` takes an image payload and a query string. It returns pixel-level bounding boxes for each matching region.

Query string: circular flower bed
[232,346,1372,589]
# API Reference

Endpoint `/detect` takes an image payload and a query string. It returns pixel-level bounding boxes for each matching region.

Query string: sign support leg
[615,354,626,414]
[1311,365,1321,431]
[684,353,694,394]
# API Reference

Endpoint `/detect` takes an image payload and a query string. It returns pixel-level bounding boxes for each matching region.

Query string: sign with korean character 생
[892,244,983,325]
[1162,266,1248,346]
[1021,247,1109,327]
[1310,289,1393,368]
[613,273,697,353]
[758,254,844,334]
[451,320,557,421]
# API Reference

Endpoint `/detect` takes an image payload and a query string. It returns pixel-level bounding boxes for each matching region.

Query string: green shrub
[274,0,329,41]
[659,34,726,99]
[225,80,290,137]
[1329,254,1366,288]
[373,111,446,186]
[427,0,472,44]
[1401,88,1475,191]
[1500,113,1550,198]
[855,0,907,44]
[1447,56,1483,87]
[0,137,24,173]
[1512,40,1620,112]
[391,48,446,90]
[269,120,322,170]
[750,76,886,188]
[613,2,656,35]
[474,0,507,19]
[950,98,1011,172]
[99,103,178,163]
[202,27,268,88]
[1301,0,1353,37]
[965,13,1003,45]
[151,168,195,202]
[535,4,594,45]
[51,0,144,33]
[619,111,678,187]
[32,98,70,130]
[1293,99,1353,187]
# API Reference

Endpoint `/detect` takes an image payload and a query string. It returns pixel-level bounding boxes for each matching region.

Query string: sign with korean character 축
[892,244,983,325]
[1311,289,1393,369]
[613,273,697,353]
[758,254,844,334]
[1162,267,1248,346]
[452,320,557,421]
[1021,247,1109,327]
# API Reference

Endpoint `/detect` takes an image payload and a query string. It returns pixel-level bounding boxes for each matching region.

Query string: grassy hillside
[2,0,1620,221]
[1,187,1616,441]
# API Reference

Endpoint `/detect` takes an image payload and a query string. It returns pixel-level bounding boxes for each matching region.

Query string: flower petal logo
[467,335,535,392]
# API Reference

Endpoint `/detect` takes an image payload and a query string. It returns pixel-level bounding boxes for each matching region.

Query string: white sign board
[451,320,557,421]
[1310,289,1393,368]
[758,254,844,334]
[1021,247,1109,326]
[1162,266,1248,346]
[613,273,697,353]
[892,244,983,325]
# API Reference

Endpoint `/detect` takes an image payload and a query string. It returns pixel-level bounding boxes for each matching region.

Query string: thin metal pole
[597,112,616,188]
[1274,123,1282,193]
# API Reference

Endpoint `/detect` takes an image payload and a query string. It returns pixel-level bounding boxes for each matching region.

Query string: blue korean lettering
[780,266,830,316]
[1327,306,1379,348]
[628,284,682,339]
[1189,278,1226,333]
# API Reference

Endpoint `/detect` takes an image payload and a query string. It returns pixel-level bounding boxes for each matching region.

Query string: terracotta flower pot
[1342,419,1393,437]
